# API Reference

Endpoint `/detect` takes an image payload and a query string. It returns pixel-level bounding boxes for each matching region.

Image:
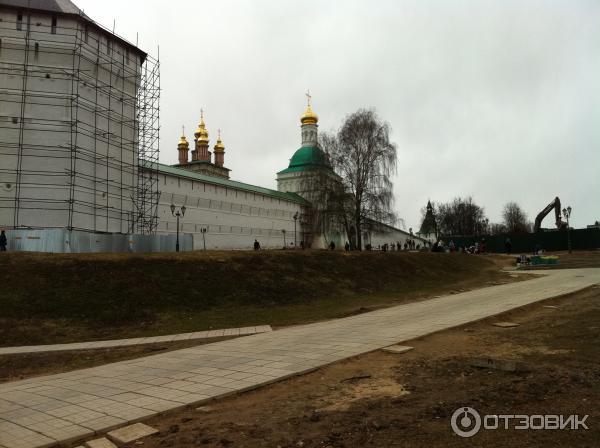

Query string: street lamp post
[200,227,207,251]
[300,219,307,249]
[170,203,186,252]
[293,211,299,249]
[562,206,572,253]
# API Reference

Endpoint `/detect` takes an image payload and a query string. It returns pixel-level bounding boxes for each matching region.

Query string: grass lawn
[0,251,515,346]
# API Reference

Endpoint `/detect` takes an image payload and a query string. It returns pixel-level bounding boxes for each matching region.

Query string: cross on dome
[301,90,318,125]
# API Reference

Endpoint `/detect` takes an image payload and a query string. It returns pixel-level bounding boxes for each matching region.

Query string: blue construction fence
[445,227,600,253]
[4,229,194,253]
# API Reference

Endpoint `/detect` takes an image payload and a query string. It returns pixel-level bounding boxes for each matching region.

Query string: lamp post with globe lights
[170,203,186,252]
[293,211,299,249]
[200,227,207,251]
[562,206,572,254]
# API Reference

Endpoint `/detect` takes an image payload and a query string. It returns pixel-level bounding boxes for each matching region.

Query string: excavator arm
[533,197,566,232]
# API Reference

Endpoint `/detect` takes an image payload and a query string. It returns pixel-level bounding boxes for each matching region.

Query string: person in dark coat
[0,230,6,252]
[329,241,335,250]
[253,239,260,250]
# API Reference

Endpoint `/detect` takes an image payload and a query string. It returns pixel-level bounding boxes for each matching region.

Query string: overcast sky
[76,0,600,230]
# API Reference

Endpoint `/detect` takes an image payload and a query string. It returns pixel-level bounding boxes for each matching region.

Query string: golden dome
[301,104,318,125]
[197,128,209,144]
[194,110,209,142]
[193,121,202,139]
[178,134,189,148]
[214,130,225,152]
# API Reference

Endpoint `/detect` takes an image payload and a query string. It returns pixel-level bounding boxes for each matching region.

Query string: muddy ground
[109,285,600,448]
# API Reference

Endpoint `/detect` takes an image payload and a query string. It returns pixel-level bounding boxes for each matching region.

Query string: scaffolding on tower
[134,52,160,234]
[0,7,160,235]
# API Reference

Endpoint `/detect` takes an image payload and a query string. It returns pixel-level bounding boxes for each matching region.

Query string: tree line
[419,198,531,238]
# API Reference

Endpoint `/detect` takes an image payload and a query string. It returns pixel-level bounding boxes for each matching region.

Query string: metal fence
[5,229,193,253]
[446,227,600,253]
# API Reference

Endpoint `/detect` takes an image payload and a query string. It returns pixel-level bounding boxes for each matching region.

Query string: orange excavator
[533,197,568,233]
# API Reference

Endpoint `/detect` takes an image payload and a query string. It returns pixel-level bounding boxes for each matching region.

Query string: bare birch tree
[321,109,397,250]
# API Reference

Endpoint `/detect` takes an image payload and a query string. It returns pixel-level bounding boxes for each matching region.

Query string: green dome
[278,146,332,174]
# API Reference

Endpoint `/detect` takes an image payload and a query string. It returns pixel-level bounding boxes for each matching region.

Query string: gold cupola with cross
[300,90,319,126]
[193,109,211,162]
[175,109,231,179]
[177,126,190,164]
[213,129,226,167]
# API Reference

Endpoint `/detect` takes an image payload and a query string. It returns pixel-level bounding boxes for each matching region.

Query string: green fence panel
[445,228,600,253]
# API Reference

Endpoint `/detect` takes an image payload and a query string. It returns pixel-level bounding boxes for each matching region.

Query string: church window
[51,15,57,34]
[16,12,22,30]
[84,25,89,43]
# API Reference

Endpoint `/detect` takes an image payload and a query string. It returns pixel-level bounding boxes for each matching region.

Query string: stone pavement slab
[106,422,158,444]
[492,321,521,327]
[381,345,414,354]
[0,268,597,448]
[0,326,273,355]
[84,438,116,448]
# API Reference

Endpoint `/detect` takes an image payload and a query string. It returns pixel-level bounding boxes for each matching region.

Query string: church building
[150,98,420,251]
[150,101,330,251]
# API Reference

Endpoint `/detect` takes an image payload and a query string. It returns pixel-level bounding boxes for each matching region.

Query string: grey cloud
[76,0,600,228]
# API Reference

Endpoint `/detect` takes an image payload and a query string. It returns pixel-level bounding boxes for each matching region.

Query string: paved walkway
[0,326,272,356]
[0,268,598,448]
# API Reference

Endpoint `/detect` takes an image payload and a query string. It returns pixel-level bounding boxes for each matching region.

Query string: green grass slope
[0,251,505,345]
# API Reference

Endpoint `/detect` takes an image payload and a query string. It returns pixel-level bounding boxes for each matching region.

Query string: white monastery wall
[155,169,308,251]
[366,226,424,250]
